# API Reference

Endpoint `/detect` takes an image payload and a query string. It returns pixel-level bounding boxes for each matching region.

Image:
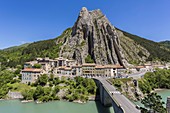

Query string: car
[136,105,140,109]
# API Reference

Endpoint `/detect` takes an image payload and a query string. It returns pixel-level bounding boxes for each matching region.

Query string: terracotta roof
[64,68,72,71]
[104,65,123,68]
[82,63,96,66]
[22,68,42,72]
[144,64,152,66]
[58,66,66,70]
[135,66,145,68]
[57,66,72,71]
[95,65,104,69]
[72,65,82,68]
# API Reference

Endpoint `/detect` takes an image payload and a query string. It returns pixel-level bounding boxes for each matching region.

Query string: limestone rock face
[59,7,130,66]
[116,29,150,65]
[60,7,129,66]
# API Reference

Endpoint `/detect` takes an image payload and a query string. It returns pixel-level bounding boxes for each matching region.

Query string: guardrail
[102,83,125,113]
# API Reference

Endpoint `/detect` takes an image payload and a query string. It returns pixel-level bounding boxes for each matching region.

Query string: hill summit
[0,7,170,68]
[59,7,128,66]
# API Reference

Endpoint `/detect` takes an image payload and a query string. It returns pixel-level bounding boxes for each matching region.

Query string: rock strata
[60,7,129,67]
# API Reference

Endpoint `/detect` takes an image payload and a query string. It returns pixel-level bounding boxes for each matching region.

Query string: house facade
[21,57,125,84]
[21,68,43,84]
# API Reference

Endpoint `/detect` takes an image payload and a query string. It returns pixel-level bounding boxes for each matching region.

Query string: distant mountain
[59,7,170,66]
[3,43,30,51]
[0,28,71,67]
[0,7,170,68]
[159,41,170,49]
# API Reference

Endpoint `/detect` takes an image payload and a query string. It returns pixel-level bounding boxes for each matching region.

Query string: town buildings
[21,57,170,84]
[21,57,124,84]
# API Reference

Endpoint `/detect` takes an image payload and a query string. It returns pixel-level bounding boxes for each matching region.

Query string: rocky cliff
[60,7,129,66]
[1,7,170,68]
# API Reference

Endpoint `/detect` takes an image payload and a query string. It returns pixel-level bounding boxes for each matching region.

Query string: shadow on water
[94,86,113,113]
[94,100,113,113]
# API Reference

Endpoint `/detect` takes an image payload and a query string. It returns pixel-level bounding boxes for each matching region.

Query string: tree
[49,74,54,81]
[33,64,42,69]
[141,93,166,113]
[33,86,44,100]
[22,89,34,100]
[85,55,94,63]
[53,77,60,85]
[54,86,60,94]
[38,74,48,86]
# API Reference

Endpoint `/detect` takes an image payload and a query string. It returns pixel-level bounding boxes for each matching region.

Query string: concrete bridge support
[94,79,124,113]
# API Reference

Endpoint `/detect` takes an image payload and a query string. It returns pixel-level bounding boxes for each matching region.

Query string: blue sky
[0,0,170,49]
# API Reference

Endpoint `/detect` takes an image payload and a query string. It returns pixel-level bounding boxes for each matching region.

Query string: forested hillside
[117,28,170,62]
[0,28,71,68]
[160,41,170,49]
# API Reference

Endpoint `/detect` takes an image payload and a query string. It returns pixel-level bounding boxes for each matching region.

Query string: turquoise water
[1,90,169,113]
[156,89,170,107]
[135,89,170,107]
[0,100,114,113]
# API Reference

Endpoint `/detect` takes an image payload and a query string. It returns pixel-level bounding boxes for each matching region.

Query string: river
[1,90,170,113]
[135,89,170,107]
[0,100,114,113]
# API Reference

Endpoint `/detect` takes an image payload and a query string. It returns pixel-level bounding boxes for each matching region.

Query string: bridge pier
[99,83,112,106]
[93,78,140,113]
[94,78,124,113]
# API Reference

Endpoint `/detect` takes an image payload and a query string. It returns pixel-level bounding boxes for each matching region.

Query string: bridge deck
[96,77,140,113]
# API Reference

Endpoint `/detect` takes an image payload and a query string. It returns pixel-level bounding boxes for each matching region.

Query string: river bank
[1,94,98,105]
[0,100,114,113]
[134,89,170,107]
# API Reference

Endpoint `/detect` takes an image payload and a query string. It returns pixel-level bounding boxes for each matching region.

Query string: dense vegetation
[22,75,97,103]
[141,93,166,113]
[139,69,170,94]
[0,28,71,68]
[0,67,97,103]
[0,68,22,99]
[85,54,94,63]
[117,28,170,62]
[160,40,170,49]
[108,78,133,91]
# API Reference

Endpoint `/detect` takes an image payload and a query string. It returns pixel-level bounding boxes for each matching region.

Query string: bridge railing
[102,84,125,113]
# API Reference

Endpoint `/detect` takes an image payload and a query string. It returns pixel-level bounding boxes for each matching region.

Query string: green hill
[0,27,169,68]
[0,28,71,68]
[160,41,170,49]
[117,28,170,62]
[3,43,30,52]
[0,8,170,68]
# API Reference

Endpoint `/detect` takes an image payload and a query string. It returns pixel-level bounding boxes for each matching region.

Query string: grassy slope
[159,41,170,49]
[0,27,169,68]
[0,28,72,67]
[117,28,170,62]
[3,43,30,52]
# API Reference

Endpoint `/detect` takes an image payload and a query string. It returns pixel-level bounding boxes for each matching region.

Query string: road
[96,77,141,113]
[126,71,147,79]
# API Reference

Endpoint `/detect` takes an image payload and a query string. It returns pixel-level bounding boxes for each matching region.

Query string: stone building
[21,68,43,84]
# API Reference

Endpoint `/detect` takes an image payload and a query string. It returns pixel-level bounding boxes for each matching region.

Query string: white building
[21,68,43,84]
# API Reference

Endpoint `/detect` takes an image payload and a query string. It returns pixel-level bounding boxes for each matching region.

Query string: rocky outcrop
[60,7,129,66]
[116,29,150,65]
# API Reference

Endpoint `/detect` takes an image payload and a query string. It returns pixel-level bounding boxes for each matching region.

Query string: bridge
[94,77,141,113]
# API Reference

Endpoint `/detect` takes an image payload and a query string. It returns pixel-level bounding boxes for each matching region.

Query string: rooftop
[22,68,42,72]
[82,63,96,66]
[104,64,123,68]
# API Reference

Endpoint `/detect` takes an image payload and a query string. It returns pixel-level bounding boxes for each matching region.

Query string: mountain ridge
[0,7,170,68]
